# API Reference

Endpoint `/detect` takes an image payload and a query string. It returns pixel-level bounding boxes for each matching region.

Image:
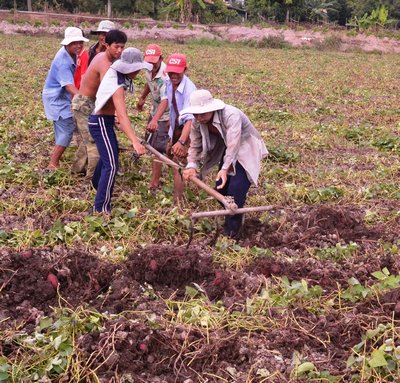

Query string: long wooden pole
[143,142,238,211]
[144,142,275,217]
[192,205,274,219]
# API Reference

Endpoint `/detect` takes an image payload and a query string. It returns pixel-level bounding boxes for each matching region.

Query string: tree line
[0,0,399,27]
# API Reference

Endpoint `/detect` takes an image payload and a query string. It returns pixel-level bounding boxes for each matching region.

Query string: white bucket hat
[111,48,153,74]
[60,27,89,45]
[181,89,225,115]
[91,20,115,34]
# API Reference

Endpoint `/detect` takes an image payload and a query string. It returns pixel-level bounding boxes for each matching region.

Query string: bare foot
[46,163,59,171]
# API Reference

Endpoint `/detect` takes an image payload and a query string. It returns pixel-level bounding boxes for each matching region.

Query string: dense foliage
[0,0,399,26]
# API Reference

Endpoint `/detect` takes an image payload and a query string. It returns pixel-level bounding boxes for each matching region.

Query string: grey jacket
[186,105,268,186]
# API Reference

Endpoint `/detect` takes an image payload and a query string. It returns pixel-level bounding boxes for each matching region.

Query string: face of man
[127,70,140,79]
[65,41,84,58]
[151,57,162,74]
[167,71,184,87]
[107,42,125,61]
[98,32,107,48]
[194,112,214,125]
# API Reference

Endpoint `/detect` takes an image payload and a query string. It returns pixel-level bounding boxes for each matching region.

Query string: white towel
[94,68,135,113]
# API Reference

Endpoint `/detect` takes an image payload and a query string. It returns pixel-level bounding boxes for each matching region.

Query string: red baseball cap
[165,53,187,74]
[144,44,162,64]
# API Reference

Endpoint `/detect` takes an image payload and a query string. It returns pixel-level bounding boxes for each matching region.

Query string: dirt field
[0,28,400,382]
[2,203,400,381]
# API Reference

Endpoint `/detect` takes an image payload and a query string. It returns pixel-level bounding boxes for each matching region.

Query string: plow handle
[143,141,238,211]
[187,176,237,211]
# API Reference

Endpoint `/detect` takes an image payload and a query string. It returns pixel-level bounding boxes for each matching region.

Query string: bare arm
[65,84,79,96]
[137,83,150,112]
[112,88,145,155]
[172,119,192,157]
[147,99,168,132]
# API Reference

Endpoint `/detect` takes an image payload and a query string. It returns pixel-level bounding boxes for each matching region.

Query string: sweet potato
[149,260,158,271]
[20,249,33,258]
[47,273,59,289]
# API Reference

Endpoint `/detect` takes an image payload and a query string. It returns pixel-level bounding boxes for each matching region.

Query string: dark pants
[216,162,251,237]
[88,115,118,213]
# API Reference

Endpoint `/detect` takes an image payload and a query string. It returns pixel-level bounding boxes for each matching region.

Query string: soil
[0,17,399,53]
[2,204,400,382]
[1,13,400,381]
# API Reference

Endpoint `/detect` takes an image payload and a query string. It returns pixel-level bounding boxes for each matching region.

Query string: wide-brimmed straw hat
[110,48,153,74]
[91,20,115,34]
[181,89,225,115]
[60,27,89,45]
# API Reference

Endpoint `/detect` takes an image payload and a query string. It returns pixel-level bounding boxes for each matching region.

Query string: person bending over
[71,29,127,178]
[181,89,268,238]
[89,48,152,214]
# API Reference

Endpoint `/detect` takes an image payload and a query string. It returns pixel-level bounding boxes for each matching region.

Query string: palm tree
[305,0,339,23]
[284,0,293,23]
[176,0,207,23]
[107,0,112,17]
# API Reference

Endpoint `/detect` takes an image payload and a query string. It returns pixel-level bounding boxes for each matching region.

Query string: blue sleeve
[180,81,197,123]
[56,61,75,88]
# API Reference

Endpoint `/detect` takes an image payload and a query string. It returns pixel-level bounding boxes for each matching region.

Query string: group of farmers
[42,21,268,238]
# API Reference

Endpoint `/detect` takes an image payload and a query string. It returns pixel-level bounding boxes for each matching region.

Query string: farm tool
[142,141,273,245]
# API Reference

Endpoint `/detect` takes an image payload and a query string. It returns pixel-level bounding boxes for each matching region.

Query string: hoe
[142,142,273,244]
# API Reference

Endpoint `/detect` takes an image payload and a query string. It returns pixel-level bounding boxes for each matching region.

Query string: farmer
[136,44,170,191]
[42,27,89,171]
[88,20,115,65]
[181,89,268,238]
[71,30,127,178]
[165,53,196,203]
[73,28,89,89]
[89,48,152,214]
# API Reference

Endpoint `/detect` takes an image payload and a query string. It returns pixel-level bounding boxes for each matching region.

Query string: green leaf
[52,335,63,350]
[348,277,360,286]
[296,362,315,375]
[185,285,198,298]
[64,225,74,234]
[256,368,270,377]
[39,317,53,330]
[366,327,382,339]
[368,349,388,368]
[0,372,9,380]
[346,354,355,368]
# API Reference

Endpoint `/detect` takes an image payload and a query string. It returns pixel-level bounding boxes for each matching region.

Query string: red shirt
[74,48,89,89]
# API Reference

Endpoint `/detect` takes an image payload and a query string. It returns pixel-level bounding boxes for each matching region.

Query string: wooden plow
[143,142,273,244]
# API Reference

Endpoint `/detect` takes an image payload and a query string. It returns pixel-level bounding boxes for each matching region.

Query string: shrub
[313,35,342,50]
[246,35,289,49]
